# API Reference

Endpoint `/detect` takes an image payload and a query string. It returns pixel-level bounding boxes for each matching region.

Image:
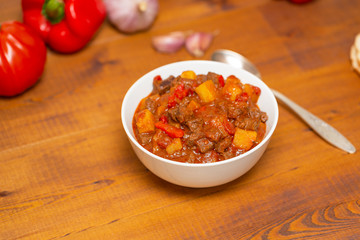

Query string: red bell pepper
[0,21,47,97]
[155,121,184,138]
[22,0,106,53]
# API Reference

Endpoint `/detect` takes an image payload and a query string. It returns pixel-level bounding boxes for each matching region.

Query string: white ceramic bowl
[121,60,278,188]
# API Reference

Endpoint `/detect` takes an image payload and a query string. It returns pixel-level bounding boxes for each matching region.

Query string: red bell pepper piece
[22,0,106,53]
[155,121,184,138]
[0,21,47,97]
[167,83,191,108]
[218,75,225,87]
[153,75,162,81]
[159,115,168,124]
[167,94,177,108]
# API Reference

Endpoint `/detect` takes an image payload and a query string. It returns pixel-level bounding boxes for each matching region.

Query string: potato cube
[222,82,242,101]
[166,138,183,154]
[195,80,217,102]
[181,70,196,79]
[135,109,155,133]
[233,128,257,150]
[226,75,241,85]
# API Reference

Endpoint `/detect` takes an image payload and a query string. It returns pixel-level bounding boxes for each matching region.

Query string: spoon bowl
[211,49,356,154]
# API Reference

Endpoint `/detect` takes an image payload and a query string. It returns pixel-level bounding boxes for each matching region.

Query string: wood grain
[1,0,360,239]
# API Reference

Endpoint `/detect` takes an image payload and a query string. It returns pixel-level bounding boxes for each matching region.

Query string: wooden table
[1,0,360,239]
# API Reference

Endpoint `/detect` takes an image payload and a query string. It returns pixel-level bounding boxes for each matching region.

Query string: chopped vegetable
[181,70,196,80]
[222,119,236,135]
[195,80,217,102]
[135,109,155,133]
[244,84,261,103]
[233,128,257,150]
[166,138,182,154]
[218,75,225,87]
[156,105,166,116]
[222,82,243,101]
[155,121,184,138]
[226,75,241,85]
[174,84,188,100]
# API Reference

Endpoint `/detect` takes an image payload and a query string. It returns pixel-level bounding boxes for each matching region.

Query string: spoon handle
[271,89,356,154]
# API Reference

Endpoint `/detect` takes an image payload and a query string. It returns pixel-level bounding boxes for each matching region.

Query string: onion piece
[104,0,159,33]
[185,32,214,57]
[152,31,186,53]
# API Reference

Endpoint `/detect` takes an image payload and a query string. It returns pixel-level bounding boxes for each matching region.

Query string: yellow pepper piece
[222,82,242,101]
[181,70,196,79]
[166,138,183,154]
[135,109,155,133]
[195,80,217,102]
[233,128,257,150]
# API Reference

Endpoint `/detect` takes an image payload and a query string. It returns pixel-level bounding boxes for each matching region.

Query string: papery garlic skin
[185,32,214,57]
[104,0,159,33]
[152,32,186,53]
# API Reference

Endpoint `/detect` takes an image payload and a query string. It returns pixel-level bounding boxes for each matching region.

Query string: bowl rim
[121,60,278,168]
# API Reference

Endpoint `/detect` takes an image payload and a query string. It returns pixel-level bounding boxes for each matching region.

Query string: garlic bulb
[104,0,159,33]
[350,33,360,74]
[185,32,214,57]
[152,31,186,53]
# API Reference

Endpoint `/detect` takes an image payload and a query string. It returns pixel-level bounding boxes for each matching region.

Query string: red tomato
[0,21,47,97]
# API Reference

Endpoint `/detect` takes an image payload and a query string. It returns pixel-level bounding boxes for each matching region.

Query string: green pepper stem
[42,0,65,24]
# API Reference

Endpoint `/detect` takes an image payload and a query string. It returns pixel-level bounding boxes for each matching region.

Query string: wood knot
[0,191,11,197]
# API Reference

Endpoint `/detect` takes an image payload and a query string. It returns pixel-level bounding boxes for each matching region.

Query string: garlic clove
[104,0,159,34]
[152,31,186,53]
[185,32,214,57]
[350,33,360,75]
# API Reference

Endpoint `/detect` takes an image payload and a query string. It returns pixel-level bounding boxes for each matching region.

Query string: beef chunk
[215,137,232,153]
[185,132,206,147]
[196,138,214,153]
[145,98,156,114]
[227,103,246,119]
[137,133,153,145]
[235,117,259,131]
[186,118,203,132]
[195,74,208,85]
[248,107,260,119]
[187,152,197,163]
[201,150,219,163]
[207,72,220,84]
[260,112,268,122]
[156,135,172,149]
[168,106,180,122]
[205,127,222,142]
[168,104,193,123]
[153,75,175,95]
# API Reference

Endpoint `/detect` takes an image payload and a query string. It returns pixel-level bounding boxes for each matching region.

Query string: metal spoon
[211,49,356,154]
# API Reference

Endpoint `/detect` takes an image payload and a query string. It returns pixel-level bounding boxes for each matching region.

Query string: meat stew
[133,71,268,163]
